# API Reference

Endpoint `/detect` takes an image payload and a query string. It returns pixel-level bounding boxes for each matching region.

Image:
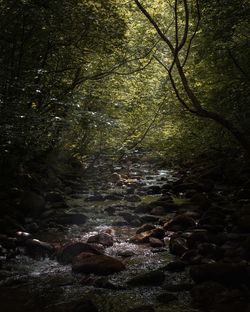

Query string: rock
[126,305,155,312]
[164,215,196,231]
[150,207,167,216]
[136,224,156,234]
[15,231,33,245]
[169,236,188,256]
[72,253,125,275]
[54,213,87,225]
[135,203,152,214]
[163,260,186,272]
[127,270,165,286]
[156,292,177,303]
[25,239,54,258]
[116,250,135,257]
[130,231,153,244]
[189,262,249,284]
[149,237,164,248]
[124,194,141,202]
[57,242,103,264]
[119,212,138,224]
[19,191,45,217]
[87,233,113,247]
[139,215,159,223]
[130,228,165,244]
[110,173,122,183]
[151,228,165,239]
[130,219,142,227]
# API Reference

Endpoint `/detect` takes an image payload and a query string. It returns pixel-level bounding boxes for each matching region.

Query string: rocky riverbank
[1,155,250,312]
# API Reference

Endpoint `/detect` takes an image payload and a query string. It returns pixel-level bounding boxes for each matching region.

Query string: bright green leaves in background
[0,0,249,172]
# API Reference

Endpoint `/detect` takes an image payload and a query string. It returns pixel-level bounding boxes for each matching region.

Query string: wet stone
[169,235,188,256]
[136,224,156,234]
[164,215,196,232]
[149,237,164,248]
[140,215,159,223]
[72,252,125,275]
[57,242,103,264]
[87,232,114,247]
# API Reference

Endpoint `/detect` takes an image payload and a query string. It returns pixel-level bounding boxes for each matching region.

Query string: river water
[0,163,199,312]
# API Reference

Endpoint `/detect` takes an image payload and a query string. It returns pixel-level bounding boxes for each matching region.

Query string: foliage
[1,0,250,174]
[0,0,125,172]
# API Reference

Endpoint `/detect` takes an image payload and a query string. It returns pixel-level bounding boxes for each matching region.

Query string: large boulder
[72,253,125,275]
[57,242,103,264]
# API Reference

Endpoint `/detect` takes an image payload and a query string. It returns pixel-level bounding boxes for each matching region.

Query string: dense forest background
[0,0,249,178]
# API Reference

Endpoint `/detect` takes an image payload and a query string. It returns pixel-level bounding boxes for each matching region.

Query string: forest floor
[0,154,250,312]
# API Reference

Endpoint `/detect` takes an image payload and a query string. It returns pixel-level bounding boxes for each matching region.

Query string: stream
[0,163,200,312]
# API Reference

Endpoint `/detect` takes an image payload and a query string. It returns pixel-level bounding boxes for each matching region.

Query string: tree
[134,0,250,157]
[0,0,126,173]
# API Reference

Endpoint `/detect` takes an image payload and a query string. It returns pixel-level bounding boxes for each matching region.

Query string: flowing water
[0,164,199,312]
